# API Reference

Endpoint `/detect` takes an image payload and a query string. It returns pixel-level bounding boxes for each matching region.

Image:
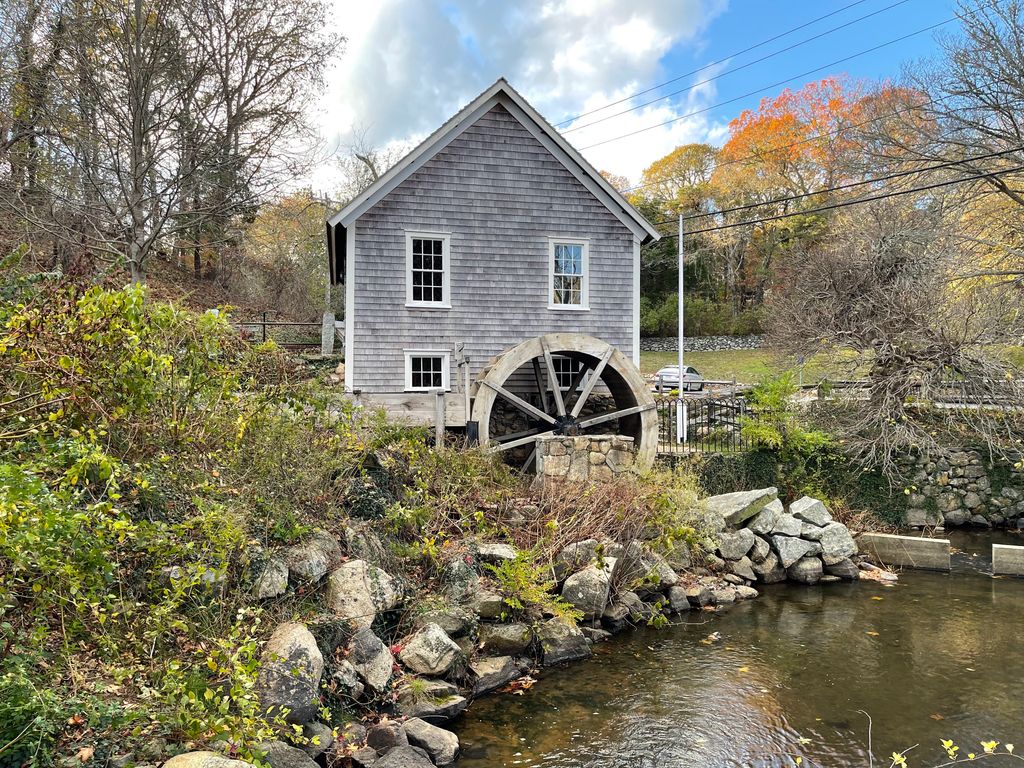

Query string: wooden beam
[435,391,445,446]
[577,402,655,429]
[481,380,558,424]
[570,346,614,418]
[532,358,551,415]
[541,338,566,416]
[493,430,554,452]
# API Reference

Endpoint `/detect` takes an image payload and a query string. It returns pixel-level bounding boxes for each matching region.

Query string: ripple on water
[455,552,1024,767]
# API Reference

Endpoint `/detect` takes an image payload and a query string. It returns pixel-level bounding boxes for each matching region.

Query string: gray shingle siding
[351,104,636,394]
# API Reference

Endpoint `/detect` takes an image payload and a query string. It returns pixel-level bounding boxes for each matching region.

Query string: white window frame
[403,349,451,392]
[548,237,589,311]
[550,355,586,391]
[405,231,451,309]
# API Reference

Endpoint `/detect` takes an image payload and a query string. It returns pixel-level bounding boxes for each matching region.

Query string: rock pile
[640,335,764,353]
[704,488,860,586]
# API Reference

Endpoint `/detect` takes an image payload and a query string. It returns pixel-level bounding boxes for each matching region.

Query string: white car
[653,364,704,392]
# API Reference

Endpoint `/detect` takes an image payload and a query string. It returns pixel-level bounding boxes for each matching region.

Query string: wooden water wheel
[470,333,658,471]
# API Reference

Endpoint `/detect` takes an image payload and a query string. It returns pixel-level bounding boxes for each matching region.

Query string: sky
[312,0,959,191]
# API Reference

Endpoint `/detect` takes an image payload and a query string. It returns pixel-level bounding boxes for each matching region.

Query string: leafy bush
[640,292,764,337]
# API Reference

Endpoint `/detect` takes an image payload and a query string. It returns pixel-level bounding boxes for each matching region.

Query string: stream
[454,531,1024,768]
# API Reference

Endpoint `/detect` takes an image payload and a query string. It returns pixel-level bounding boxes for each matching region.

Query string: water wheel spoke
[563,364,590,411]
[495,426,546,444]
[577,402,656,430]
[532,358,551,415]
[482,380,558,425]
[540,339,566,416]
[493,429,555,452]
[522,447,537,472]
[570,346,614,418]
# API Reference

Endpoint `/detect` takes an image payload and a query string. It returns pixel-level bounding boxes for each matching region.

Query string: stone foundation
[536,435,635,484]
[902,448,1024,528]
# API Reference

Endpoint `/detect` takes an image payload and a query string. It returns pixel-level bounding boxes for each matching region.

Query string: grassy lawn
[639,348,840,385]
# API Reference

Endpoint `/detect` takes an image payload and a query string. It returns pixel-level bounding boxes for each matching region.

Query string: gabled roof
[327,78,661,244]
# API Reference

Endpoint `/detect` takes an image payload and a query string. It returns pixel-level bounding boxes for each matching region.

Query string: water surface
[455,531,1024,767]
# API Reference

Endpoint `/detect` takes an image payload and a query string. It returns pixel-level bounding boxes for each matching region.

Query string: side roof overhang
[327,78,661,284]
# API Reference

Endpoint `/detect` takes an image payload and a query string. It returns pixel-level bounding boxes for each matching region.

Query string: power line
[578,17,955,151]
[552,0,876,128]
[621,94,940,195]
[563,0,913,134]
[655,164,1024,237]
[648,146,1024,227]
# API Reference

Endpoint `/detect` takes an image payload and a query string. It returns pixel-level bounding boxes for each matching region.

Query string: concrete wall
[993,544,1024,577]
[859,533,951,572]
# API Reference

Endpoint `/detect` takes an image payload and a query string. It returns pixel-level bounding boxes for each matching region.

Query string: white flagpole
[676,211,685,444]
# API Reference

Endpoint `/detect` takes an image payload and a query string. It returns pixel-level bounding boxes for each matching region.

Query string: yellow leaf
[1007,744,1014,754]
[866,631,880,637]
[871,596,884,601]
[738,666,750,673]
[981,741,998,754]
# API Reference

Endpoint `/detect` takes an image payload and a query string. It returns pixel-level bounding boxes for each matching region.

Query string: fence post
[435,390,446,447]
[261,311,267,343]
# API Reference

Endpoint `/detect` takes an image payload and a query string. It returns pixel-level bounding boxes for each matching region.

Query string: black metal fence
[656,395,763,454]
[233,312,322,348]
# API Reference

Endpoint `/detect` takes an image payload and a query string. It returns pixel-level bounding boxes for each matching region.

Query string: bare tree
[335,126,408,203]
[771,197,1024,478]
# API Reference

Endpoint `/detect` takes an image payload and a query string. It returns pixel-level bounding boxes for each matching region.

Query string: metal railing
[656,395,763,454]
[233,312,321,348]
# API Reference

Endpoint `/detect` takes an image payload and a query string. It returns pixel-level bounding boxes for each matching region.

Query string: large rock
[475,542,518,564]
[750,535,771,563]
[560,565,610,619]
[164,754,250,768]
[330,660,364,701]
[395,679,467,723]
[254,557,289,599]
[477,623,533,655]
[470,656,527,696]
[301,722,333,759]
[704,487,779,527]
[553,539,601,579]
[258,741,319,768]
[667,585,693,613]
[771,514,803,537]
[441,556,479,601]
[537,618,591,665]
[415,607,473,638]
[284,529,342,583]
[399,623,461,676]
[770,535,818,568]
[374,746,434,768]
[747,499,783,536]
[471,590,506,619]
[325,560,401,629]
[728,556,756,582]
[349,626,394,693]
[817,522,858,565]
[403,718,460,766]
[367,721,408,754]
[258,622,324,724]
[717,529,755,561]
[824,558,859,580]
[611,541,677,591]
[787,556,823,585]
[790,496,832,527]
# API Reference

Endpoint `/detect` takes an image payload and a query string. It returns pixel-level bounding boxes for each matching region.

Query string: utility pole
[676,212,686,444]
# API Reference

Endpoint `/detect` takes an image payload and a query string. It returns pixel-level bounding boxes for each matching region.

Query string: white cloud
[310,0,731,190]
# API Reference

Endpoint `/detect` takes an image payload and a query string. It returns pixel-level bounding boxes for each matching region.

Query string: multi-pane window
[552,355,582,390]
[405,352,449,391]
[406,232,450,307]
[549,239,588,309]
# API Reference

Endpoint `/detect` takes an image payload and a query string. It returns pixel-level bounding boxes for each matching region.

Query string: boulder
[258,622,324,724]
[537,618,591,665]
[800,523,825,541]
[399,623,461,677]
[816,522,858,566]
[728,556,756,582]
[824,558,859,581]
[367,721,408,754]
[349,627,394,693]
[163,753,249,768]
[254,557,289,599]
[751,552,786,583]
[787,556,823,585]
[611,541,677,590]
[331,660,365,701]
[477,623,533,655]
[374,746,434,768]
[771,514,803,537]
[403,718,460,766]
[704,487,779,527]
[560,565,610,619]
[301,722,333,759]
[735,585,759,600]
[667,585,693,613]
[581,626,612,643]
[553,539,601,579]
[711,586,737,605]
[770,535,817,568]
[471,590,505,620]
[685,584,714,607]
[789,496,832,527]
[717,529,755,561]
[284,529,342,583]
[350,747,379,768]
[441,557,479,601]
[415,607,473,638]
[395,679,467,723]
[475,542,518,564]
[470,656,527,697]
[343,523,390,566]
[747,499,783,536]
[749,535,771,563]
[325,560,401,629]
[258,741,319,768]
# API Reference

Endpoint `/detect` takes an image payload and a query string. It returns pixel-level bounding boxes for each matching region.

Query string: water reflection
[455,532,1024,767]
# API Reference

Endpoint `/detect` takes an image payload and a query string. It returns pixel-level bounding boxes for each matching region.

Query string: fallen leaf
[871,596,884,601]
[930,713,945,721]
[866,631,880,637]
[738,666,750,673]
[76,747,95,763]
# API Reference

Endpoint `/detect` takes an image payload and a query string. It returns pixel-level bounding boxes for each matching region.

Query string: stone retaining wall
[902,447,1024,528]
[640,335,764,353]
[536,435,635,483]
